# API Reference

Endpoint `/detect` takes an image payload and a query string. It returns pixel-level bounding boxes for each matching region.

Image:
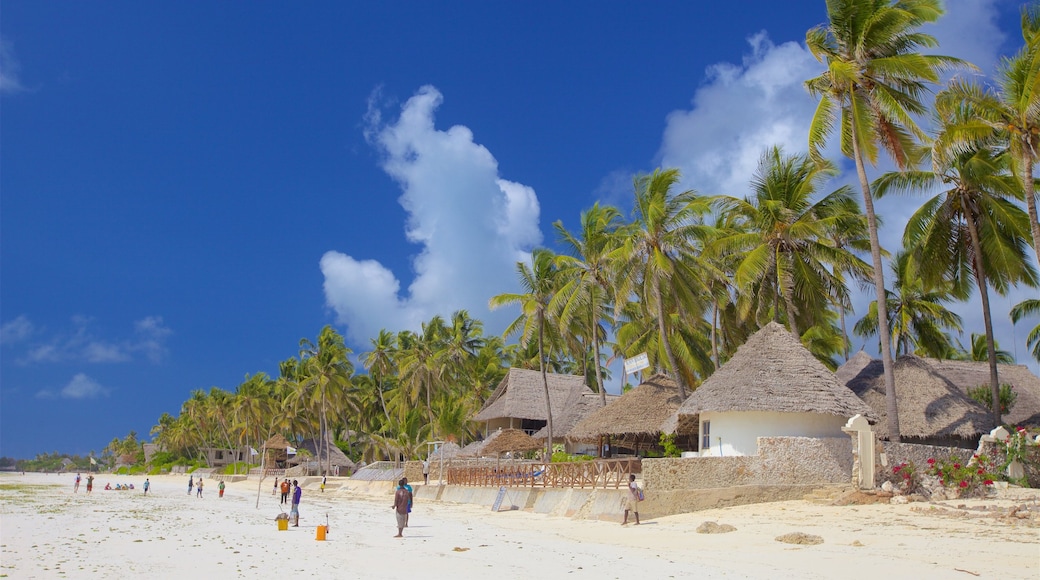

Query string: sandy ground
[1,472,1038,579]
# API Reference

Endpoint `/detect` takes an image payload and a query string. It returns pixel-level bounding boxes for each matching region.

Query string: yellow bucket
[277,519,288,531]
[315,525,327,541]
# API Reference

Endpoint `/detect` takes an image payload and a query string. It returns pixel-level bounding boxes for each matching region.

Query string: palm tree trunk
[780,256,801,338]
[1022,151,1040,263]
[965,214,1002,426]
[851,130,901,441]
[711,300,721,370]
[838,303,850,360]
[656,273,687,399]
[589,295,607,407]
[538,317,554,461]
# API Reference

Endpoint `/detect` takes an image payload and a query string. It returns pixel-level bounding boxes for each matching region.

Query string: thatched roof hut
[568,374,689,447]
[289,437,356,473]
[678,322,874,419]
[262,434,292,466]
[474,368,590,423]
[841,355,993,442]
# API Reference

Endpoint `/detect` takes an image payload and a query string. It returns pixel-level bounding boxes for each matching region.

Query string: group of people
[187,475,226,498]
[73,473,150,495]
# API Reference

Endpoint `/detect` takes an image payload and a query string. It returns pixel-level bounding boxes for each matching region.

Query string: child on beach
[74,473,81,493]
[196,478,203,498]
[188,475,193,495]
[143,478,150,495]
[218,480,225,498]
[86,475,93,493]
[273,478,278,496]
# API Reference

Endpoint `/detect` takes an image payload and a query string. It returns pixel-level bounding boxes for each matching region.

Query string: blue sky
[2,1,1037,459]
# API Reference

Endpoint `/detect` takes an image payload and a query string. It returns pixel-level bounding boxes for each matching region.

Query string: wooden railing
[446,458,640,489]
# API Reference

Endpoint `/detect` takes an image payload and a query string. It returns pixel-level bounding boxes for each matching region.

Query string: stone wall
[642,437,852,491]
[875,441,971,484]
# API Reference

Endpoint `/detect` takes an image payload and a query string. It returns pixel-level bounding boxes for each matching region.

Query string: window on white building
[701,420,711,451]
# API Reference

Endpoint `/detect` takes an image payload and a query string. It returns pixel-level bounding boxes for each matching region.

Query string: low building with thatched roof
[676,322,874,457]
[531,388,618,451]
[924,358,1040,428]
[474,368,594,437]
[289,436,356,475]
[569,374,693,453]
[839,355,993,446]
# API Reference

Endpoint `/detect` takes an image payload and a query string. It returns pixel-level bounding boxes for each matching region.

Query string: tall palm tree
[1010,298,1040,363]
[805,0,964,440]
[874,145,1038,424]
[490,247,562,459]
[934,7,1040,260]
[714,147,870,339]
[299,326,353,476]
[853,250,962,357]
[361,329,398,423]
[397,317,446,430]
[615,168,715,399]
[553,203,624,406]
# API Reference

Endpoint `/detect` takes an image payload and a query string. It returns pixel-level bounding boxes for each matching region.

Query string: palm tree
[958,333,1016,365]
[553,203,624,406]
[614,168,715,399]
[853,250,962,357]
[804,0,964,440]
[874,145,1038,424]
[490,247,562,459]
[299,326,353,476]
[1010,298,1040,364]
[714,147,870,339]
[934,7,1040,260]
[361,329,398,423]
[397,317,446,430]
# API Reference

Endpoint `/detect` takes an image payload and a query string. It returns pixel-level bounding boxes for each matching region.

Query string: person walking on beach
[273,478,278,496]
[86,474,94,494]
[397,477,414,527]
[74,473,81,493]
[392,478,412,538]
[188,475,194,495]
[143,478,150,495]
[622,474,641,525]
[280,478,290,505]
[321,474,326,493]
[196,477,204,498]
[290,480,302,526]
[422,459,430,484]
[218,480,225,498]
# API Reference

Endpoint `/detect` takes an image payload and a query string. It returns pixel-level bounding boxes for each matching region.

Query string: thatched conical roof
[474,368,589,422]
[430,441,462,459]
[263,434,291,451]
[677,322,874,419]
[843,355,993,439]
[568,374,686,441]
[475,428,543,456]
[835,351,874,385]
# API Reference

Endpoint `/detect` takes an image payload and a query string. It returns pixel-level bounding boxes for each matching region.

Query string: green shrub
[967,383,1017,414]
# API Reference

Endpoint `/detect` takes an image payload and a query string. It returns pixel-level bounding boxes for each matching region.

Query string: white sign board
[623,352,650,374]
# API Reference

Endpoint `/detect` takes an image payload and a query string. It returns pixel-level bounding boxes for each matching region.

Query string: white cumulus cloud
[0,315,35,345]
[36,373,111,400]
[321,86,542,345]
[0,39,24,95]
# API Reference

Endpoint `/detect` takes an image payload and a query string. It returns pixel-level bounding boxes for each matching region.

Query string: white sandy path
[1,472,1037,579]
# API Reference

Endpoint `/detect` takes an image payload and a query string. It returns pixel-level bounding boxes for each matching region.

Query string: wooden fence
[446,458,641,489]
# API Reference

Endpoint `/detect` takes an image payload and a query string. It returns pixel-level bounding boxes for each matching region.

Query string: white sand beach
[1,472,1037,579]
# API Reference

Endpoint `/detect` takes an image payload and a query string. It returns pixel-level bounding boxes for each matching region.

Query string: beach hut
[474,368,593,436]
[840,354,994,446]
[531,388,617,451]
[479,429,544,456]
[569,374,693,454]
[290,437,356,476]
[676,322,874,457]
[262,434,292,469]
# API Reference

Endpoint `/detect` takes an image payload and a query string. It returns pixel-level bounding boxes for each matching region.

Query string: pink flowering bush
[926,454,999,497]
